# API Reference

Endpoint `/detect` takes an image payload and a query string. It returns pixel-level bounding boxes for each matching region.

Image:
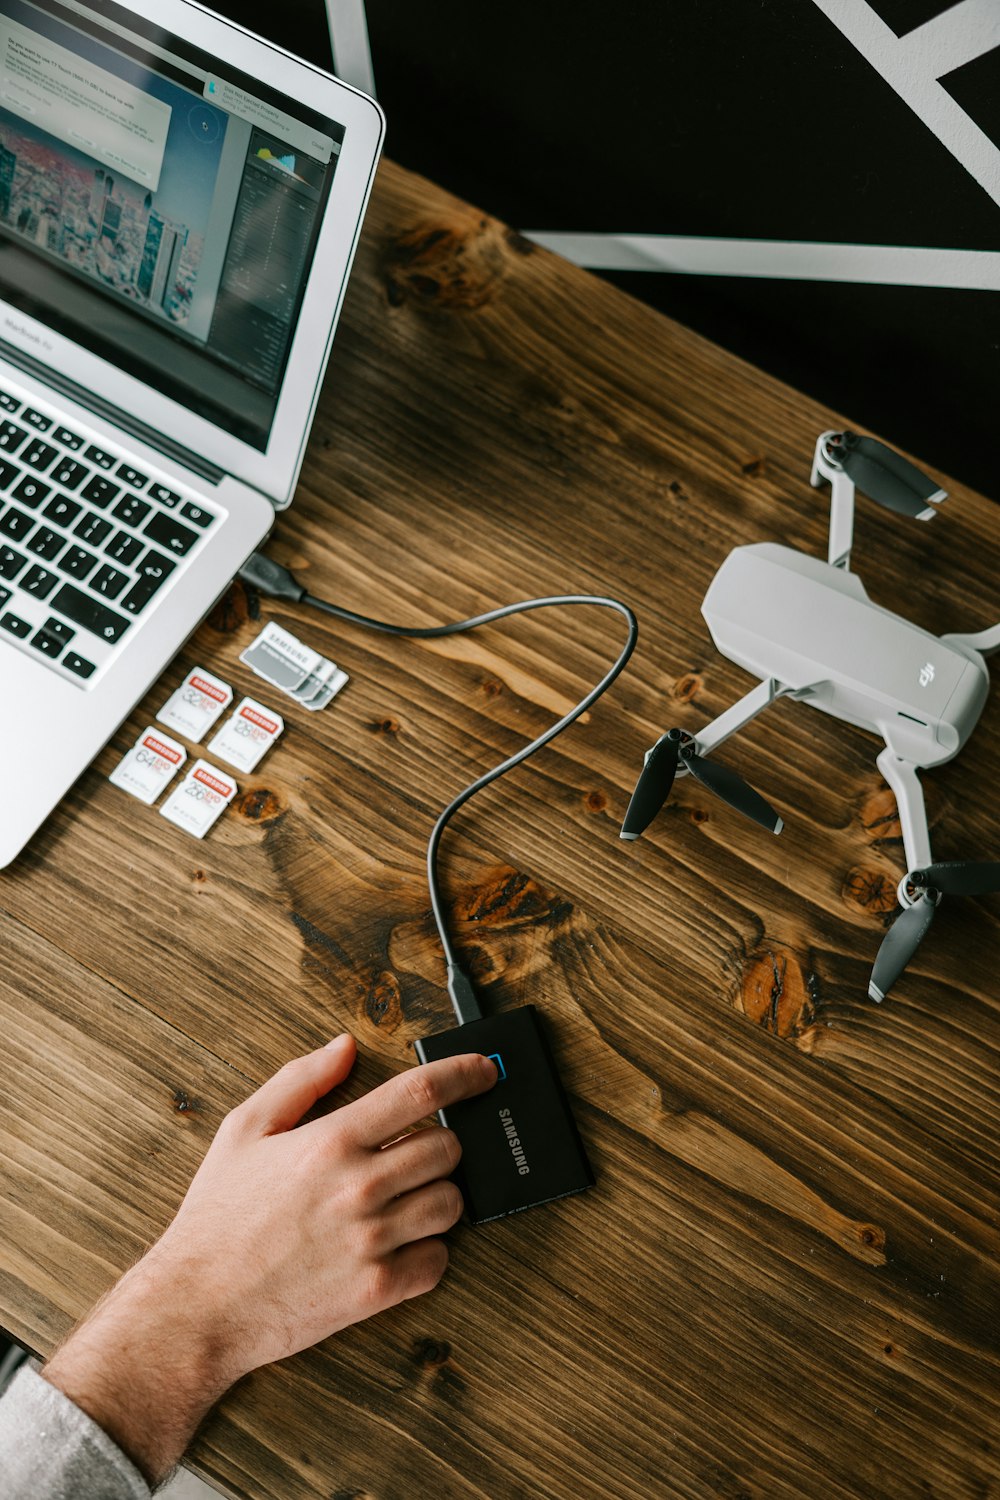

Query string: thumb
[237,1033,358,1136]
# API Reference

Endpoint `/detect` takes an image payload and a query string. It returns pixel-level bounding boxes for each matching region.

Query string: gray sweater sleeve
[0,1364,151,1499]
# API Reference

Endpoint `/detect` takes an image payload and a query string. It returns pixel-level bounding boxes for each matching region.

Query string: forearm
[42,1245,234,1488]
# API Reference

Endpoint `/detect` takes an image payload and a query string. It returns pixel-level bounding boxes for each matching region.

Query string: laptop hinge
[0,339,227,486]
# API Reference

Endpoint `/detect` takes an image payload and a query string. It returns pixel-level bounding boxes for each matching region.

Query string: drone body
[624,431,1000,1002]
[702,542,990,768]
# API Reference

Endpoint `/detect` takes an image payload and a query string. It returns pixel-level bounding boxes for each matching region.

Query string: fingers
[378,1125,462,1199]
[232,1034,358,1137]
[367,1238,451,1315]
[380,1178,465,1250]
[340,1054,497,1150]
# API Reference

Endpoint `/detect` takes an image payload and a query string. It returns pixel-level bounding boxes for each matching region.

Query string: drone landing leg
[811,432,855,570]
[875,748,932,881]
[689,677,790,758]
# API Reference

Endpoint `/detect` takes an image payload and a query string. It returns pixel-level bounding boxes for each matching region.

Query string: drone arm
[942,624,1000,659]
[812,431,855,570]
[687,677,790,759]
[876,747,933,876]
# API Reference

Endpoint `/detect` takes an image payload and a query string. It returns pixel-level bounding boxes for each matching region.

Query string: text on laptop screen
[0,0,345,449]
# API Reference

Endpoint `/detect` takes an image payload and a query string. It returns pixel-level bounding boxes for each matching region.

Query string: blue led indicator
[487,1052,506,1080]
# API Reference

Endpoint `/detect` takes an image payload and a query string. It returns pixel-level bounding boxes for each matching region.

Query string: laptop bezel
[0,0,384,507]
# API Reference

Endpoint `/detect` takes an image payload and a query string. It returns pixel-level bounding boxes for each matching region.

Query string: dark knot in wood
[412,1337,451,1368]
[740,454,768,477]
[842,865,899,920]
[171,1088,200,1114]
[364,969,402,1032]
[459,865,572,928]
[369,715,401,736]
[232,787,284,823]
[737,945,818,1039]
[671,672,703,704]
[385,216,507,310]
[206,579,259,633]
[584,790,607,813]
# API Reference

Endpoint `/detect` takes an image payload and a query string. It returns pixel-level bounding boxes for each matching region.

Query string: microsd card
[160,759,237,839]
[109,726,186,805]
[207,697,284,772]
[156,667,233,742]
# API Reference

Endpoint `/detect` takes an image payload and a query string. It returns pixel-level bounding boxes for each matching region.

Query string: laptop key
[21,564,58,599]
[40,617,74,645]
[0,544,27,580]
[31,617,76,658]
[0,584,9,608]
[85,444,115,469]
[30,628,66,658]
[0,611,30,637]
[0,391,20,413]
[0,458,21,491]
[120,549,175,614]
[11,476,50,509]
[23,409,52,432]
[143,510,198,556]
[180,501,213,528]
[105,531,142,566]
[51,583,130,642]
[21,438,56,471]
[61,545,98,580]
[148,483,181,508]
[74,512,113,545]
[28,527,65,562]
[112,493,150,526]
[54,426,84,450]
[63,651,96,679]
[43,494,83,527]
[51,457,87,490]
[0,506,33,540]
[90,563,127,599]
[0,421,27,454]
[81,475,120,508]
[117,464,148,488]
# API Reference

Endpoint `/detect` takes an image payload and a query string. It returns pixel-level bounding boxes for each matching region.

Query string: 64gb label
[109,727,187,805]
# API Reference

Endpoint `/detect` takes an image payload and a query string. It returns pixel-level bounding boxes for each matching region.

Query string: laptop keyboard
[0,387,220,686]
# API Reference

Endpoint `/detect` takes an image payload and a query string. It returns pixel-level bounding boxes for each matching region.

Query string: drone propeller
[868,892,938,1003]
[621,728,782,840]
[910,860,1000,897]
[868,860,1000,1001]
[828,431,944,520]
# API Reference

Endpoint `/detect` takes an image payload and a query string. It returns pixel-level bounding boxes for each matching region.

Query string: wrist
[43,1246,236,1486]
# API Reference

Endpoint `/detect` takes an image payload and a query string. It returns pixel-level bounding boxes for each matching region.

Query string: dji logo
[919,662,935,688]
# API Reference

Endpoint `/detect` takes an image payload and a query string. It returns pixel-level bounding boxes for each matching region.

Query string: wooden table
[2,159,999,1500]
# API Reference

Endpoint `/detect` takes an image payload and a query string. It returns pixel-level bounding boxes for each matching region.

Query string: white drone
[622,430,1000,1002]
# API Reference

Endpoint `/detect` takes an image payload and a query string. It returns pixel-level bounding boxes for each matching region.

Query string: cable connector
[238,551,307,602]
[446,965,483,1026]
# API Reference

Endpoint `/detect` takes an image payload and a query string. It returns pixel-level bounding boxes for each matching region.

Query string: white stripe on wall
[324,0,376,96]
[810,0,1000,211]
[521,234,1000,291]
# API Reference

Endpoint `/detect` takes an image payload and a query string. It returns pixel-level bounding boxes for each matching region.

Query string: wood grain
[2,158,999,1499]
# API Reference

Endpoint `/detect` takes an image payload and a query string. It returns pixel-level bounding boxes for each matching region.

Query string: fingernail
[480,1054,499,1077]
[325,1032,351,1049]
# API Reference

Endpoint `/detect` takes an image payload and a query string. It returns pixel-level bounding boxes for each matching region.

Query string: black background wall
[228,0,999,501]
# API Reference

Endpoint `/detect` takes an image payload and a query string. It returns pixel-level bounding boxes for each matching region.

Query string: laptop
[0,0,383,866]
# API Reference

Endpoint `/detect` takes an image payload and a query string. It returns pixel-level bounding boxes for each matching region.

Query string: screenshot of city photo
[0,2,225,335]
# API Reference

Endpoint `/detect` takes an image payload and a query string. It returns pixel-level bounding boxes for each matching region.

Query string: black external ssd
[414,1005,594,1224]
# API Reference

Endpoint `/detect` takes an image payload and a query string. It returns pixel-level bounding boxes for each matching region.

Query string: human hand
[43,1036,497,1484]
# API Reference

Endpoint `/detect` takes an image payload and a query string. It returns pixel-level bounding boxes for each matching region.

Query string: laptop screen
[0,0,345,451]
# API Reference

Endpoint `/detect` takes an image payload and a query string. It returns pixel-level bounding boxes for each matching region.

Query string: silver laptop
[0,0,383,866]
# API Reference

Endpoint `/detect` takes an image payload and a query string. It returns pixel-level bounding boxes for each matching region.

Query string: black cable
[239,552,638,1024]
